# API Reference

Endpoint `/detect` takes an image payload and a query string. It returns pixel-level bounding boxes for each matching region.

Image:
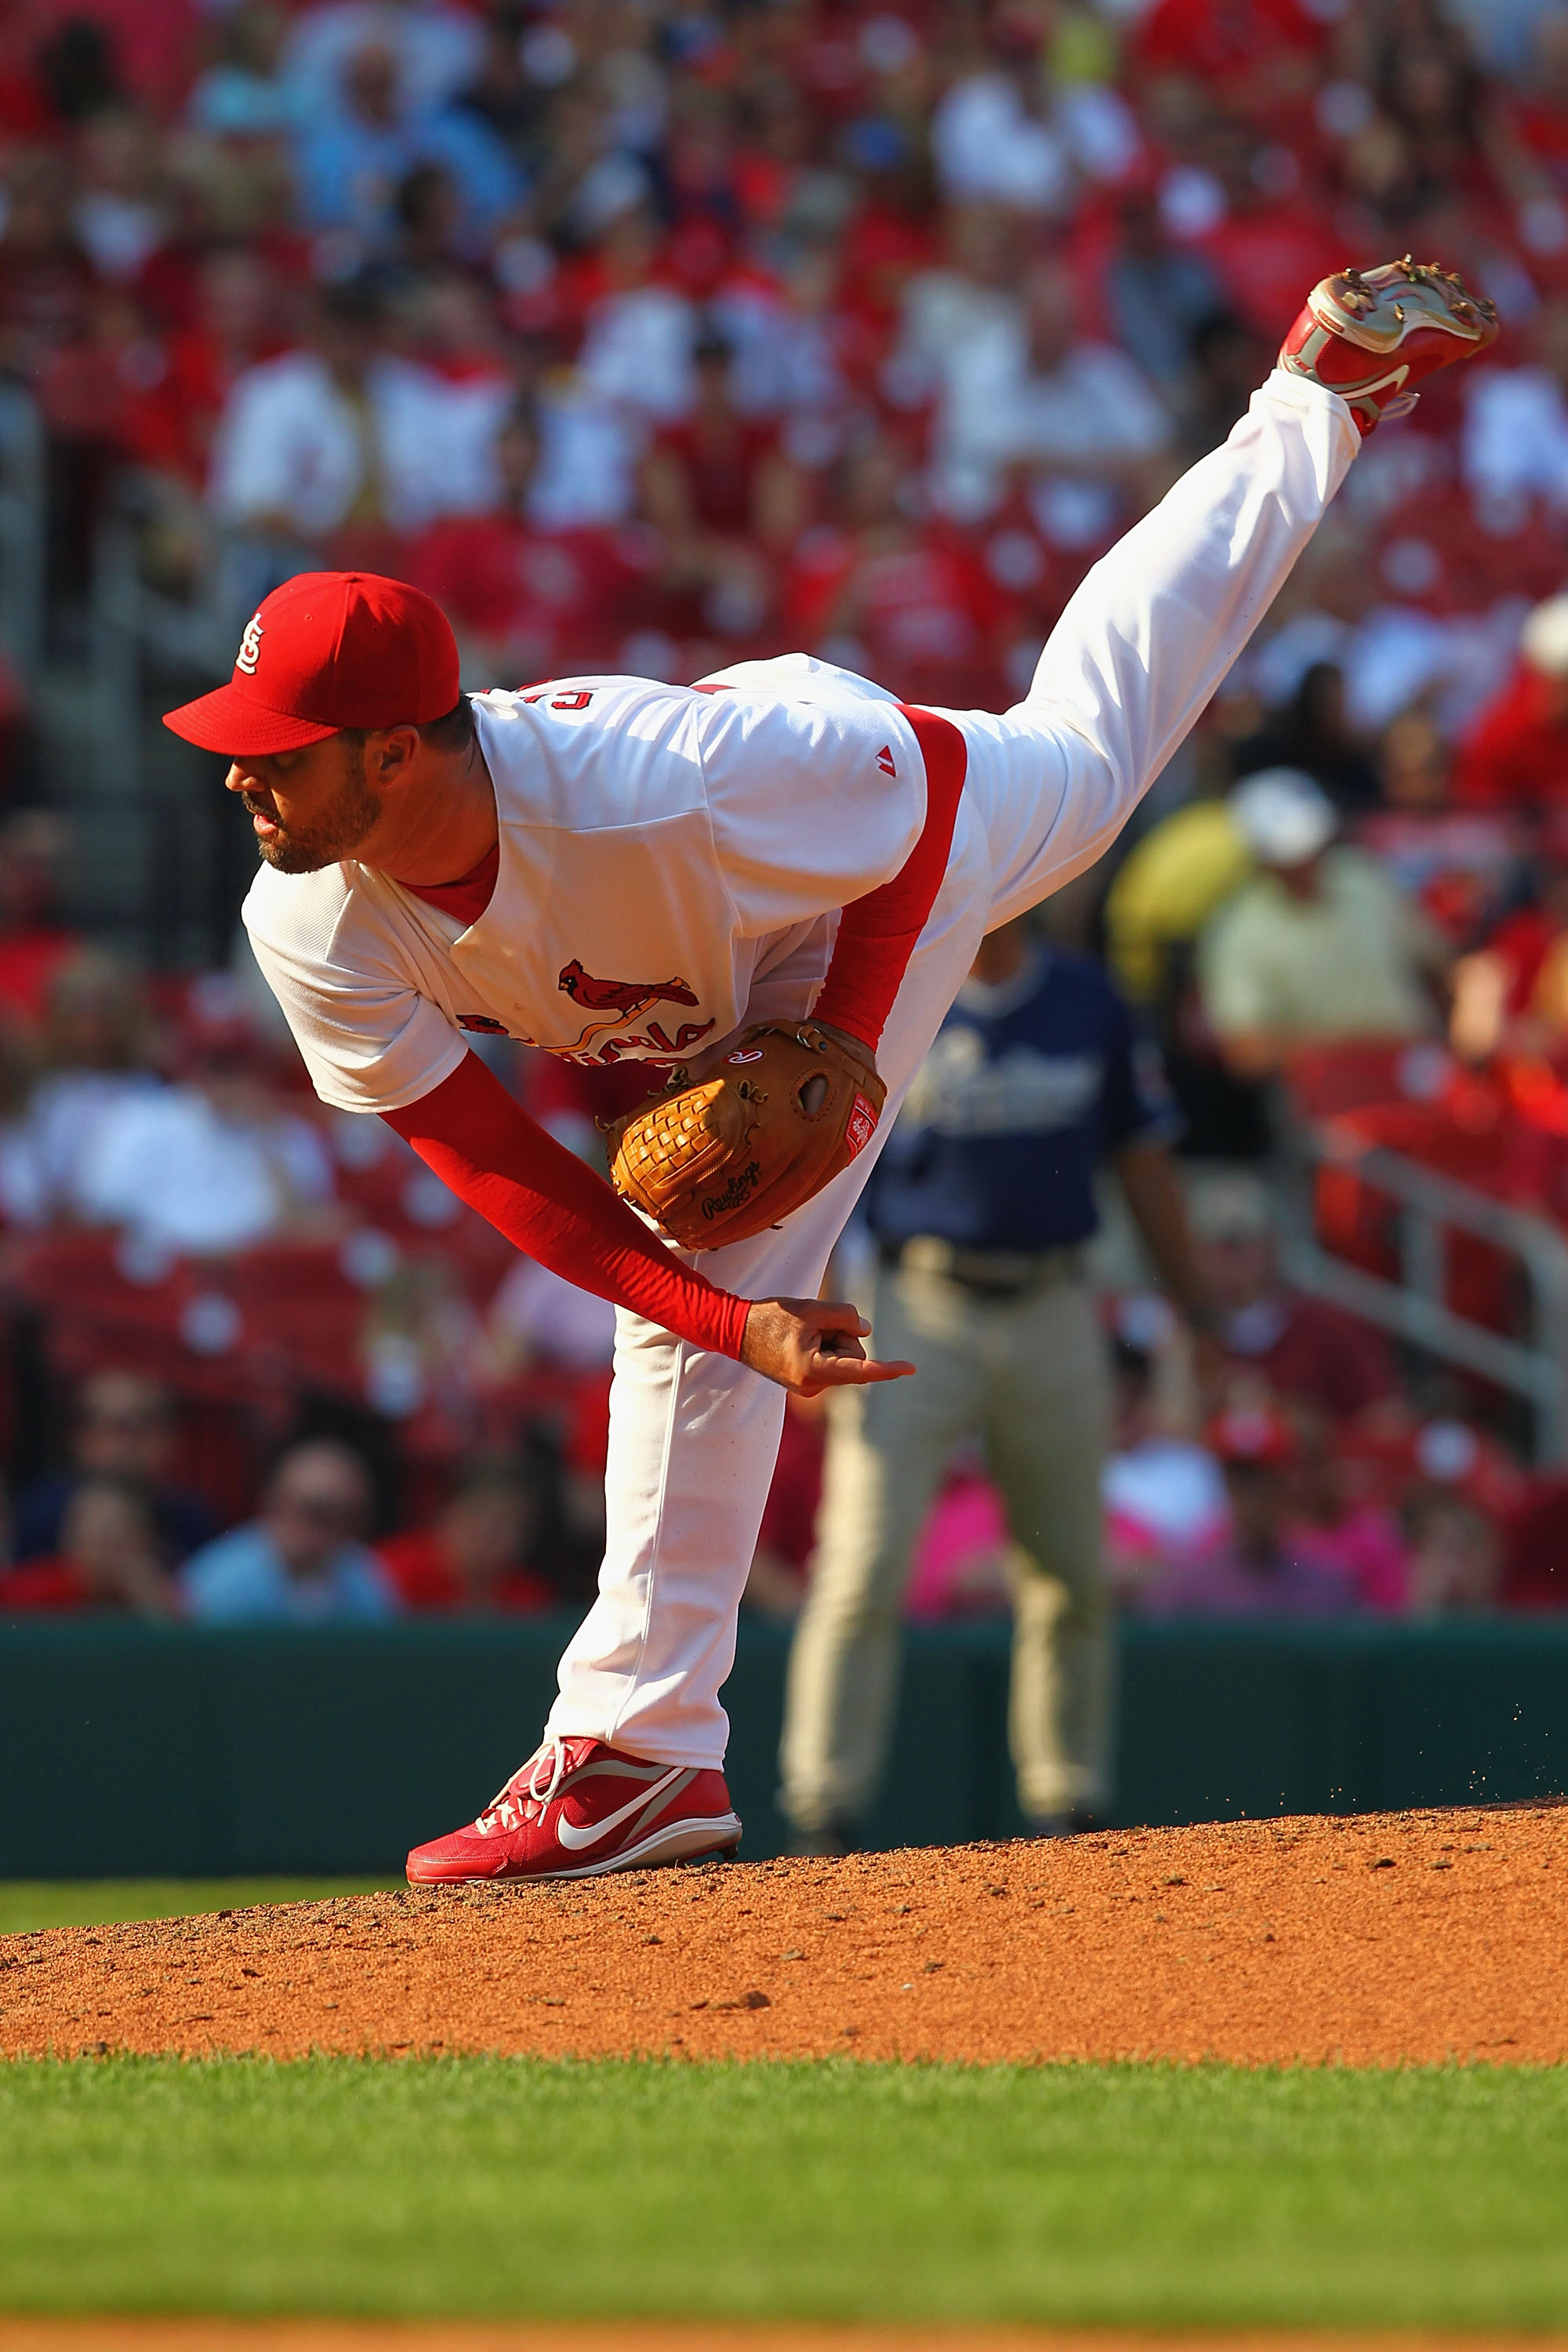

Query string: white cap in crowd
[1521,593,1568,680]
[1228,767,1338,868]
[1187,1171,1275,1244]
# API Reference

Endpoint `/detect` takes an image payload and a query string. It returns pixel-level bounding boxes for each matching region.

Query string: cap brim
[1260,819,1337,866]
[162,683,339,755]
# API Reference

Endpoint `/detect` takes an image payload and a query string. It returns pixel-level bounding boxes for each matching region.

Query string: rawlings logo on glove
[606,1021,887,1250]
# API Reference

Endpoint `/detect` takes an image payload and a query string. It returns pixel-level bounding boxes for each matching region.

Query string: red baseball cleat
[405,1736,742,1885]
[1278,256,1498,435]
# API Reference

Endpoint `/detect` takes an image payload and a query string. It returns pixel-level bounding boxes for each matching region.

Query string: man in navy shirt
[779,913,1210,1849]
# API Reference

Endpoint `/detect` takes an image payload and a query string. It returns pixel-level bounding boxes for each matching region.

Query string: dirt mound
[4,1806,1565,2066]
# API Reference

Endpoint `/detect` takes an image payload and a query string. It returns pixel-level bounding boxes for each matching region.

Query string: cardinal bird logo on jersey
[556,960,713,1062]
[558,960,699,1017]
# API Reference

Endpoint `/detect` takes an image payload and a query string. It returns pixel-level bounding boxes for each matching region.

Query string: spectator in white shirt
[485,1255,617,1377]
[898,207,1025,517]
[1462,294,1568,514]
[208,274,511,546]
[931,69,1073,215]
[913,243,1172,521]
[574,207,696,426]
[0,950,164,1230]
[971,260,1172,526]
[78,985,336,1259]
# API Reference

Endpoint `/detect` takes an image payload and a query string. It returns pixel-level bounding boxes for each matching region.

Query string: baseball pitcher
[162,260,1495,1882]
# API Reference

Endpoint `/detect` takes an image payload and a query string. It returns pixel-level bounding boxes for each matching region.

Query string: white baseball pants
[545,372,1359,1768]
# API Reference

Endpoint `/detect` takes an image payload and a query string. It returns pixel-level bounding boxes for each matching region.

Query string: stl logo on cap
[162,571,461,756]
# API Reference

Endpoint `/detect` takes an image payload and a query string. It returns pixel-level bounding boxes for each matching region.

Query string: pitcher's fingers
[812,1301,872,1338]
[815,1354,916,1385]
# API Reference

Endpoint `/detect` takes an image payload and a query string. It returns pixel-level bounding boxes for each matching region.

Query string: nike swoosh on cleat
[556,1766,687,1851]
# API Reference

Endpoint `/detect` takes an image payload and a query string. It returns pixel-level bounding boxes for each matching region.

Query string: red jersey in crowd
[1195,200,1343,344]
[375,1530,555,1615]
[652,413,782,539]
[786,523,1007,707]
[756,1399,826,1573]
[128,324,286,487]
[1455,667,1568,815]
[1223,1293,1399,1424]
[0,225,96,386]
[1368,487,1567,618]
[0,1559,93,1610]
[402,515,651,678]
[1131,0,1328,86]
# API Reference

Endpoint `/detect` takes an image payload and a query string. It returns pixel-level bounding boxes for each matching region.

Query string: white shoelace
[477,1737,568,1835]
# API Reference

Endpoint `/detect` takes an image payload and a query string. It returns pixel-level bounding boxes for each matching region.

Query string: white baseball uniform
[247,371,1358,1767]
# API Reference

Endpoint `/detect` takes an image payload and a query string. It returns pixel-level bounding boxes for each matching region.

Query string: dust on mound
[5,1806,1565,2065]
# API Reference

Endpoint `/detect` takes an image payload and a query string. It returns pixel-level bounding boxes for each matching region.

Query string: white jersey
[244,656,926,1116]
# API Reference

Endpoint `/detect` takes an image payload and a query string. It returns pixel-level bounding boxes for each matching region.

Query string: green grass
[0,1882,394,1936]
[1,2056,1566,2326]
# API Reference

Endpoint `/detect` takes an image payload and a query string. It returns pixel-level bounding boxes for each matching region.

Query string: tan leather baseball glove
[606,1021,887,1251]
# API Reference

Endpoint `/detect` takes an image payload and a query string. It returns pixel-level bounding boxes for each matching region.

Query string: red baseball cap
[1206,1405,1297,1470]
[162,572,461,756]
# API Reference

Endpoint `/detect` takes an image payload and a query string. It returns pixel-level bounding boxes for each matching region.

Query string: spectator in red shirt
[1131,0,1327,104]
[1501,1471,1568,1609]
[0,812,79,1031]
[1183,123,1341,347]
[639,328,804,648]
[0,1476,176,1616]
[1192,1171,1399,1424]
[1287,1401,1411,1611]
[0,149,96,388]
[741,1391,826,1621]
[1406,1483,1500,1615]
[129,246,286,496]
[788,437,1007,708]
[1455,593,1568,818]
[1449,826,1568,1062]
[403,401,648,683]
[376,1455,559,1614]
[1514,9,1568,205]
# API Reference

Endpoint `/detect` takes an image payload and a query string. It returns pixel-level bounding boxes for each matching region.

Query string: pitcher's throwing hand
[742,1299,914,1397]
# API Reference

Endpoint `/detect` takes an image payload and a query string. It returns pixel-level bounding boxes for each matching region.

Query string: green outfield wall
[2,1617,1566,1876]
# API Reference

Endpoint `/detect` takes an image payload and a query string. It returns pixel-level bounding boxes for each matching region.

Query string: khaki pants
[779,1258,1115,1831]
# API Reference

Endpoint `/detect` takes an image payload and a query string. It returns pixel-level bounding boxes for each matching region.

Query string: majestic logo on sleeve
[235,614,264,675]
[556,960,714,1062]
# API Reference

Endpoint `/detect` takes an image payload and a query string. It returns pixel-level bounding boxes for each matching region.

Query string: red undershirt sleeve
[810,706,969,1052]
[380,1053,752,1359]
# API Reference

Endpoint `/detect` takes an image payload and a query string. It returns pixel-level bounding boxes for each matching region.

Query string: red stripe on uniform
[811,706,968,1053]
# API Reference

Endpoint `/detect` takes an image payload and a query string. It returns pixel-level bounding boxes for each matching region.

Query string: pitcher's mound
[5,1806,1565,2065]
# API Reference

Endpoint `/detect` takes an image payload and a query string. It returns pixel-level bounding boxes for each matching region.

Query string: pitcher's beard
[247,743,379,873]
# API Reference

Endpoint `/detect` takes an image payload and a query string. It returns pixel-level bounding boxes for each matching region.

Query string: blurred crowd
[5,0,1568,1629]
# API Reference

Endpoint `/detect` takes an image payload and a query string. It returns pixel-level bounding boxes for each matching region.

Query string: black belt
[882,1236,1086,1297]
